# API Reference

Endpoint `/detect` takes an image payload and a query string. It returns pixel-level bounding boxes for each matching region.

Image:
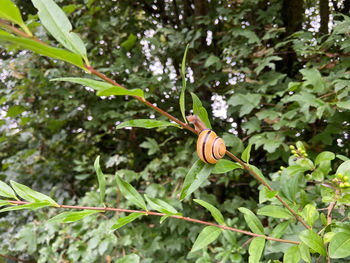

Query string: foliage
[1,0,350,262]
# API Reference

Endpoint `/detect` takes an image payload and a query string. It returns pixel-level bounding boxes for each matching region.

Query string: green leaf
[6,105,25,117]
[97,87,144,98]
[120,33,137,51]
[228,93,261,117]
[51,77,144,98]
[212,159,242,174]
[10,181,58,206]
[159,214,171,224]
[111,213,144,230]
[242,143,252,163]
[315,151,335,165]
[328,232,350,258]
[116,119,179,129]
[116,254,140,263]
[193,199,225,225]
[248,237,265,263]
[190,226,222,252]
[0,201,51,213]
[337,100,350,110]
[257,205,293,219]
[179,159,214,200]
[0,180,18,200]
[115,174,148,211]
[144,195,178,214]
[32,0,87,61]
[48,210,101,223]
[190,92,211,129]
[283,245,300,263]
[0,200,12,207]
[298,230,326,256]
[270,221,290,239]
[140,137,160,155]
[204,54,221,69]
[300,68,326,94]
[238,207,264,234]
[94,156,106,204]
[180,44,189,123]
[299,242,311,263]
[0,0,32,35]
[0,33,84,69]
[259,186,277,204]
[301,204,319,228]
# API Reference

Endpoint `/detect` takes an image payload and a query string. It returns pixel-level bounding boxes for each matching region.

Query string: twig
[8,200,300,245]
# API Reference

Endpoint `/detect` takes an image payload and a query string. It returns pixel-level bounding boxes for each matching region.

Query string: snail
[187,115,226,164]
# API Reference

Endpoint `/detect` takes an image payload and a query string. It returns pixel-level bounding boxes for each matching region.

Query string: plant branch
[8,200,300,245]
[0,21,310,229]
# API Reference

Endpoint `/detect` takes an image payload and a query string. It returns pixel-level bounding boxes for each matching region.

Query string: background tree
[1,0,350,262]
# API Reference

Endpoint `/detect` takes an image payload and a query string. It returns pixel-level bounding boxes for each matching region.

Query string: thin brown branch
[8,200,300,245]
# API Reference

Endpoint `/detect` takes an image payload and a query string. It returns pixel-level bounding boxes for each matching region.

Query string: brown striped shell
[197,129,226,164]
[187,115,226,164]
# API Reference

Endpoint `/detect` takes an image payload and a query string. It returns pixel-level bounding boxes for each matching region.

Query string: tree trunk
[278,0,304,77]
[282,0,303,36]
[320,0,329,35]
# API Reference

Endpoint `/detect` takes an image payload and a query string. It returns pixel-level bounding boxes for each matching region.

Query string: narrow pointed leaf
[51,77,144,98]
[0,33,84,69]
[111,213,144,230]
[257,205,293,219]
[116,119,180,129]
[238,207,264,234]
[0,0,31,35]
[32,0,87,60]
[0,180,18,200]
[145,195,178,214]
[191,92,211,129]
[10,181,58,206]
[194,199,225,225]
[242,143,252,163]
[0,201,51,213]
[190,226,222,252]
[180,44,189,123]
[212,159,242,174]
[94,156,106,204]
[48,210,101,223]
[116,174,147,211]
[328,232,350,258]
[299,230,326,256]
[180,159,214,200]
[248,237,265,263]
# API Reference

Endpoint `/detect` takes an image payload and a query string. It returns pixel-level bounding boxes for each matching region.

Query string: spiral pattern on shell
[196,129,226,164]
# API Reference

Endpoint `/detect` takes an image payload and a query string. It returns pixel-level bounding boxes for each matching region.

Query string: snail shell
[187,115,226,164]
